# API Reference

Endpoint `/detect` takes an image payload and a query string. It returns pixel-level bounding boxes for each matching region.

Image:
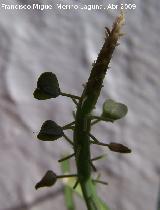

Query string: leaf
[35,170,57,190]
[97,197,110,210]
[33,72,60,100]
[60,156,76,210]
[108,143,131,153]
[37,120,64,141]
[102,99,128,121]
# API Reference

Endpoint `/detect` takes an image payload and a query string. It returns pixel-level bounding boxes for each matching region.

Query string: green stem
[90,161,97,172]
[63,121,75,130]
[63,134,74,146]
[63,127,75,130]
[92,180,108,186]
[90,116,102,120]
[91,115,113,123]
[58,153,75,162]
[71,98,79,106]
[91,155,106,162]
[90,141,109,147]
[73,13,125,210]
[91,119,101,126]
[60,92,80,100]
[73,179,79,189]
[57,174,78,179]
[89,133,101,144]
[72,111,76,119]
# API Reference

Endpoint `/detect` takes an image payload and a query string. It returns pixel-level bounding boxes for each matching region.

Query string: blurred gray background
[0,0,160,210]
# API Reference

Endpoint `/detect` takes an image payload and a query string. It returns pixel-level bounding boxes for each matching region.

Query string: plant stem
[63,134,74,146]
[91,119,101,126]
[91,115,113,123]
[90,161,97,172]
[73,179,79,189]
[57,174,78,179]
[90,141,109,147]
[92,180,108,186]
[73,12,125,210]
[58,153,75,162]
[71,98,79,106]
[60,92,80,100]
[91,155,106,162]
[63,121,75,130]
[89,133,100,144]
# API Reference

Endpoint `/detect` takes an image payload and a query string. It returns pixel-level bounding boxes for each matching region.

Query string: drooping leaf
[35,170,57,190]
[33,72,60,100]
[102,99,128,121]
[37,120,64,141]
[108,142,131,153]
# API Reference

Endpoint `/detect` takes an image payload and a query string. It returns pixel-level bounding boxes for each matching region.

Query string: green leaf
[102,99,128,121]
[61,157,76,210]
[108,142,131,153]
[37,120,64,141]
[35,170,57,190]
[33,72,60,100]
[97,197,110,210]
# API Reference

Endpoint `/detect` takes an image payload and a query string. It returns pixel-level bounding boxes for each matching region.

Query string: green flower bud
[102,99,128,121]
